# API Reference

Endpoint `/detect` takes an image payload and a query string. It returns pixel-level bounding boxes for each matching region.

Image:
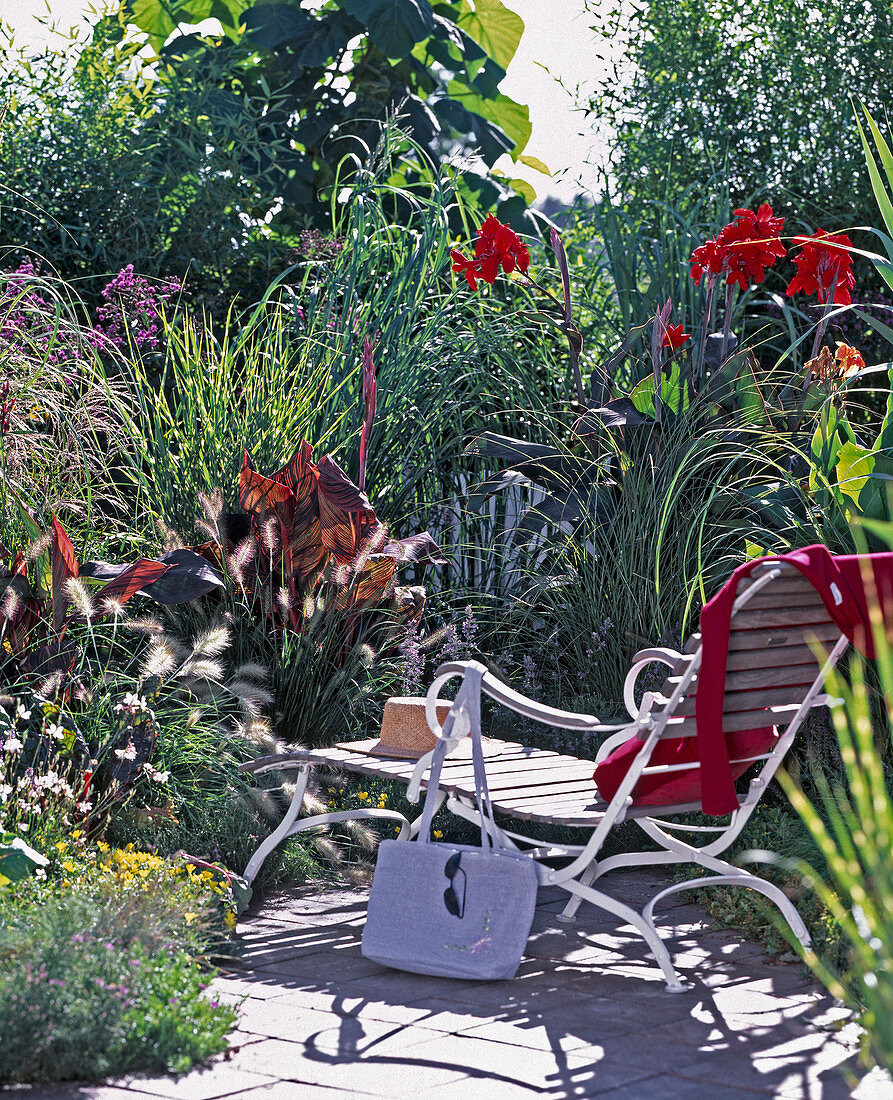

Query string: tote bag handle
[415,663,498,850]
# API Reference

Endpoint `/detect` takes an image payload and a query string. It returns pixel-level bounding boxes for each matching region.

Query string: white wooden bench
[239,561,849,991]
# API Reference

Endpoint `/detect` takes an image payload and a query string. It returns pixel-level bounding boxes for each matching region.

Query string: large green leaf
[129,0,248,49]
[343,0,436,59]
[630,360,690,417]
[431,97,512,164]
[452,0,523,71]
[446,81,530,154]
[243,4,313,51]
[835,440,893,520]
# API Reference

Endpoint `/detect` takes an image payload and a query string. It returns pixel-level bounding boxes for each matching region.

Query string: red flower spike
[786,229,855,306]
[358,338,377,493]
[661,324,691,350]
[450,216,530,291]
[690,203,786,290]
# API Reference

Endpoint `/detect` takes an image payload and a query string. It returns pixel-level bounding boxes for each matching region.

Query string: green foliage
[779,636,893,1072]
[0,15,273,304]
[0,264,126,536]
[117,127,564,548]
[0,878,236,1083]
[586,0,893,236]
[115,0,537,236]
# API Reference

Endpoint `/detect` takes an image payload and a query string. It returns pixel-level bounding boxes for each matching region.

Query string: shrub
[0,13,277,307]
[585,0,893,243]
[0,877,236,1083]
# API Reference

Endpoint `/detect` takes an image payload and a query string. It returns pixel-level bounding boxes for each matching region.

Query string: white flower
[0,782,12,802]
[45,722,65,741]
[113,741,137,761]
[76,800,93,813]
[15,703,31,723]
[150,769,170,784]
[2,737,23,754]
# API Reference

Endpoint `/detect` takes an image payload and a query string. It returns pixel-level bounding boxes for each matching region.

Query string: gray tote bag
[361,666,538,980]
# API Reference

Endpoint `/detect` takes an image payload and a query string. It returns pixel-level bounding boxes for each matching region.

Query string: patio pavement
[8,869,893,1099]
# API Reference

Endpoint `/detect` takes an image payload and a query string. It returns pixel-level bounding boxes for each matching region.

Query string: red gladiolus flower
[661,324,691,350]
[450,214,530,291]
[690,203,786,290]
[786,229,855,306]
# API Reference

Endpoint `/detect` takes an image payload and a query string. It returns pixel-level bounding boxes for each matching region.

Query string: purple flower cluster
[94,265,181,353]
[0,261,92,384]
[284,229,345,266]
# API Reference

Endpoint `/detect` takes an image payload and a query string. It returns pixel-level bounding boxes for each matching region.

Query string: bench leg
[561,876,689,993]
[243,764,422,887]
[556,861,598,924]
[643,873,811,949]
[244,764,313,885]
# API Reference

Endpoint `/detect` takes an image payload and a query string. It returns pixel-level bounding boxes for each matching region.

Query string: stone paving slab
[7,869,892,1099]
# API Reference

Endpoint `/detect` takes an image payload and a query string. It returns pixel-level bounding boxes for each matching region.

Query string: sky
[1,0,606,204]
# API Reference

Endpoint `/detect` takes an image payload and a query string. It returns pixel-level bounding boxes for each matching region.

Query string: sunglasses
[443,851,467,919]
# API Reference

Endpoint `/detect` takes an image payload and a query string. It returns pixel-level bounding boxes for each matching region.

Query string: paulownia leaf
[243,4,313,51]
[343,0,436,59]
[51,516,79,635]
[454,0,522,70]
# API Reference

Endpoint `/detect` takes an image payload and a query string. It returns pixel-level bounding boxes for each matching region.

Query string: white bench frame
[239,562,847,992]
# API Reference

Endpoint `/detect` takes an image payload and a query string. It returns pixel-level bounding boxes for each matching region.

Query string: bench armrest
[432,660,626,733]
[622,648,682,720]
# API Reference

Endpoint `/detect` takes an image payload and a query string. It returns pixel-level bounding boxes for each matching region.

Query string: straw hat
[367,696,452,759]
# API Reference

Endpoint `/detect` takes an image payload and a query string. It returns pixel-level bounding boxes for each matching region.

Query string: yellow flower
[71,830,83,840]
[55,841,67,852]
[184,912,197,924]
[433,830,443,839]
[358,791,369,802]
[62,860,77,873]
[224,911,237,929]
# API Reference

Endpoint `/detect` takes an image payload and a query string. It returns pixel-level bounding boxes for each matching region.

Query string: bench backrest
[658,562,844,745]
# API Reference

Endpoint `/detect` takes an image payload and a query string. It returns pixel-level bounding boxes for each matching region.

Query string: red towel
[697,546,893,814]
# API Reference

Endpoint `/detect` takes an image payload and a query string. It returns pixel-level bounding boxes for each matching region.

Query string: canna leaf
[351,555,397,604]
[240,450,294,514]
[381,531,446,564]
[50,516,79,635]
[93,560,170,608]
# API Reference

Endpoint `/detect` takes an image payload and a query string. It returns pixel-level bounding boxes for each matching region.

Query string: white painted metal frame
[238,561,849,992]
